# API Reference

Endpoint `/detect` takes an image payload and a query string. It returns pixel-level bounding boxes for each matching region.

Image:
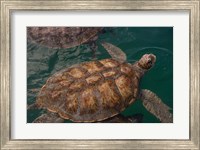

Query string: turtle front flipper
[33,112,64,123]
[101,42,127,63]
[139,89,173,123]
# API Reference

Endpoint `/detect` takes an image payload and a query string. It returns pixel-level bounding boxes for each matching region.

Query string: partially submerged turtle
[99,113,143,123]
[27,27,103,49]
[28,42,173,123]
[32,113,143,123]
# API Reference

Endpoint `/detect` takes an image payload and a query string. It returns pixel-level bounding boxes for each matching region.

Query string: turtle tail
[128,113,144,123]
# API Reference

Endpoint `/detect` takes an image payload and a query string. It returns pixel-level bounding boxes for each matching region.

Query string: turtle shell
[27,27,103,49]
[36,59,140,122]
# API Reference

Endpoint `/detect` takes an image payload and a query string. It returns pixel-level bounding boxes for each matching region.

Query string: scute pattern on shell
[27,27,103,49]
[36,59,139,122]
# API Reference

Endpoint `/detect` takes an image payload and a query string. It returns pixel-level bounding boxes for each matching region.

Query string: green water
[27,27,173,123]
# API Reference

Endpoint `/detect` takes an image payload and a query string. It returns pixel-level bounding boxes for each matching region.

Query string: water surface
[27,27,173,123]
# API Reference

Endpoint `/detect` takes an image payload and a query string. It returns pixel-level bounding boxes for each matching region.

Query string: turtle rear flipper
[33,112,64,123]
[27,103,39,110]
[140,89,173,123]
[101,42,127,63]
[27,103,44,110]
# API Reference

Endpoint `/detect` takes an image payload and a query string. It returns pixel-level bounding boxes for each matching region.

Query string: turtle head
[138,54,156,70]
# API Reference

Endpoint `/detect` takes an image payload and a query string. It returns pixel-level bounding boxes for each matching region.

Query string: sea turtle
[28,42,173,123]
[27,27,103,49]
[98,113,143,123]
[32,113,143,123]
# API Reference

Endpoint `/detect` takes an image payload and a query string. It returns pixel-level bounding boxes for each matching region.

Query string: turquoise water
[27,27,173,123]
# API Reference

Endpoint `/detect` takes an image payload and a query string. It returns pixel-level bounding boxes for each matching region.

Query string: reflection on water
[27,27,173,123]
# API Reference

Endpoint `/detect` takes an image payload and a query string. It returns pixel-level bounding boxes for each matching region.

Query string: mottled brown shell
[27,27,103,49]
[36,59,140,122]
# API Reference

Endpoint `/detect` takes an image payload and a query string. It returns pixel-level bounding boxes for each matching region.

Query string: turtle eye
[147,59,152,65]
